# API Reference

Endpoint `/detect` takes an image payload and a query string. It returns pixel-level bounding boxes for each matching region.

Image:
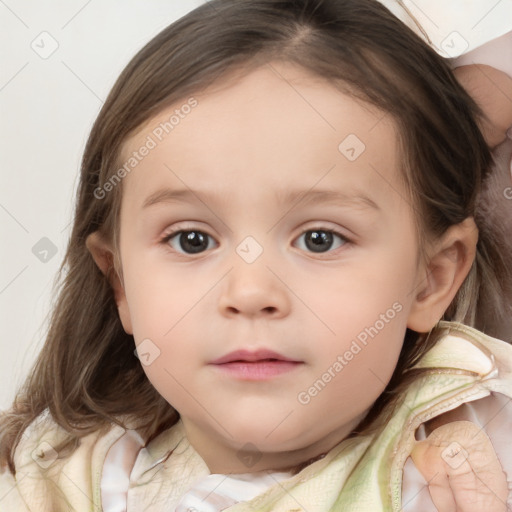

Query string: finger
[411,421,508,512]
[411,440,457,512]
[442,423,508,512]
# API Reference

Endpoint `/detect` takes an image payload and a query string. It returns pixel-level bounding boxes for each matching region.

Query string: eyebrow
[142,187,380,211]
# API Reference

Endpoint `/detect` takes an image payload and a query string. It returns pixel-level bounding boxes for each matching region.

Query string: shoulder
[0,409,127,512]
[13,409,124,473]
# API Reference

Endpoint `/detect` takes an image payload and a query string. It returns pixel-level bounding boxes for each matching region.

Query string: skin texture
[411,420,509,512]
[453,64,512,149]
[86,61,478,477]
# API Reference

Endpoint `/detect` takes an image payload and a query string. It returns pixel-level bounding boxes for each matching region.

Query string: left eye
[294,229,348,254]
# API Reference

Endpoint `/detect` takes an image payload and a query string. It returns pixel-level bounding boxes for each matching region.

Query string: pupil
[307,231,333,253]
[181,231,207,254]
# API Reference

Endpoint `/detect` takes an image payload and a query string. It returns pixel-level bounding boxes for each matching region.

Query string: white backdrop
[0,0,205,410]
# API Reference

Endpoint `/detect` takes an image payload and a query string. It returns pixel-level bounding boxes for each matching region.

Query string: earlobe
[407,218,478,333]
[85,231,133,335]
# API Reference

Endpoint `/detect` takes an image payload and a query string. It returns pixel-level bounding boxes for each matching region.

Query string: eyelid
[158,221,352,241]
[159,222,217,245]
[295,221,353,240]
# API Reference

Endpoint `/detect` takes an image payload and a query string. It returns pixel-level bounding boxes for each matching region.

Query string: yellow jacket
[1,321,511,511]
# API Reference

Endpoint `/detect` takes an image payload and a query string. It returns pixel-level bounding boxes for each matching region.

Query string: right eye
[160,229,218,255]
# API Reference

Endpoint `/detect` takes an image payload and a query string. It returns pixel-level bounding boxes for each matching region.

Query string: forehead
[117,60,403,212]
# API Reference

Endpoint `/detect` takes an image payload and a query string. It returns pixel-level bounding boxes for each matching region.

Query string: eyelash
[158,224,352,257]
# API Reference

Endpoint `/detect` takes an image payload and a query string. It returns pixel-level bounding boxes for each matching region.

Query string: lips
[208,349,303,381]
[209,349,300,365]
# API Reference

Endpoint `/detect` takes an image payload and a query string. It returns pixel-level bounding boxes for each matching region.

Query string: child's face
[114,61,428,473]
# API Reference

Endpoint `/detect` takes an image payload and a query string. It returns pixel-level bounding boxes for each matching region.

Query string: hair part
[1,0,509,475]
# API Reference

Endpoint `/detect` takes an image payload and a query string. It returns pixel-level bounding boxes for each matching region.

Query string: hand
[454,64,512,148]
[410,420,508,511]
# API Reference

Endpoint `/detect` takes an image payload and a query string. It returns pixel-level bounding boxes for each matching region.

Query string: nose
[218,256,291,319]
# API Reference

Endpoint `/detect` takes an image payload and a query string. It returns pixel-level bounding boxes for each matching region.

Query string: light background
[0,0,205,410]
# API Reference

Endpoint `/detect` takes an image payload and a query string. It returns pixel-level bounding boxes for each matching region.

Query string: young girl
[1,1,511,511]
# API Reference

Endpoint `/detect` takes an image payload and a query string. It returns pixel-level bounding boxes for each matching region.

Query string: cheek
[323,318,407,413]
[135,334,198,412]
[305,258,415,340]
[304,256,414,394]
[122,258,197,339]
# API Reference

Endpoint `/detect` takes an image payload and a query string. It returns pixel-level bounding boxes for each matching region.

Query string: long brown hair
[1,0,509,475]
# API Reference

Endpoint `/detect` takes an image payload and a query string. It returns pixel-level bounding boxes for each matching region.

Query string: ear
[85,231,133,335]
[407,217,478,333]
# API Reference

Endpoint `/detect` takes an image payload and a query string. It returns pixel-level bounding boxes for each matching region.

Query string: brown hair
[1,0,509,475]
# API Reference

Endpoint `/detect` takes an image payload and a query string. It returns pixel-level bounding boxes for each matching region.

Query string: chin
[227,421,311,453]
